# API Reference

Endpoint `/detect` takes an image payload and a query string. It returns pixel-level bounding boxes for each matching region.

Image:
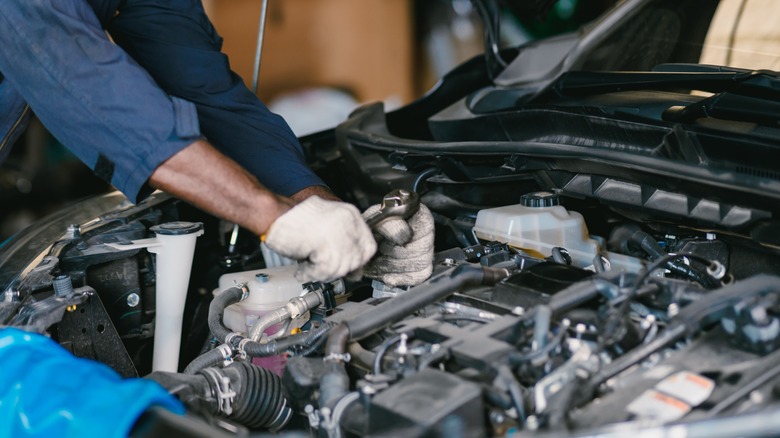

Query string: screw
[442,258,456,267]
[127,293,140,307]
[53,275,74,297]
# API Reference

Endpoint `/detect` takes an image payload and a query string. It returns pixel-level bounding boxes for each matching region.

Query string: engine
[4,190,780,437]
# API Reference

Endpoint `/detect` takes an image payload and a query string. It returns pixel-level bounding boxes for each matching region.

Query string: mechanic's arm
[149,138,375,282]
[149,139,292,237]
[0,1,375,283]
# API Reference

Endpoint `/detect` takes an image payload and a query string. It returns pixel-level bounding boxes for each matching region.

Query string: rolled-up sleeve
[0,0,201,203]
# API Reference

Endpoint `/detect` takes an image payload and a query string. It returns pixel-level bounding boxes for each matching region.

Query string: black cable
[412,167,439,193]
[602,253,720,347]
[472,0,507,80]
[372,334,404,375]
[289,324,334,357]
[509,323,566,365]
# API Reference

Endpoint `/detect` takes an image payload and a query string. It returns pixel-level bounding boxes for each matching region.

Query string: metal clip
[323,352,351,363]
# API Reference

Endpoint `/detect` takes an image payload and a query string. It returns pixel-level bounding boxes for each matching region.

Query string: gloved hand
[264,196,377,283]
[361,203,435,287]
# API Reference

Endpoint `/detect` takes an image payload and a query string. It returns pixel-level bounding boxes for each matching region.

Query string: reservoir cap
[150,221,203,236]
[520,191,560,208]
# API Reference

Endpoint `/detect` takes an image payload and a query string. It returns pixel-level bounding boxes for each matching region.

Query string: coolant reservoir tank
[217,264,305,334]
[473,192,641,272]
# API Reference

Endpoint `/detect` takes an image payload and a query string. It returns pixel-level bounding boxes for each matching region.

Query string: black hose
[208,286,245,342]
[183,346,227,375]
[319,324,351,409]
[412,167,439,193]
[291,324,333,357]
[348,265,504,341]
[609,224,714,287]
[187,323,332,376]
[244,323,333,357]
[430,211,474,247]
[372,334,404,375]
[319,265,510,410]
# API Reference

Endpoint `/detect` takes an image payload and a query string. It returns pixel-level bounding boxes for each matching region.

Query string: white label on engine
[655,371,715,406]
[626,389,691,422]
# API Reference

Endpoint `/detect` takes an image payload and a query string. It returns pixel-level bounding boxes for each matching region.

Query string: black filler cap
[150,221,203,236]
[520,191,560,208]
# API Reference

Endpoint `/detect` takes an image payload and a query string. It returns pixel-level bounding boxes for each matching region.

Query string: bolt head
[127,293,140,307]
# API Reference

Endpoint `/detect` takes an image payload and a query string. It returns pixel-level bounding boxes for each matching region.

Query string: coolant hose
[319,265,510,409]
[208,286,246,342]
[248,291,323,342]
[184,345,226,374]
[185,324,333,375]
[248,307,291,342]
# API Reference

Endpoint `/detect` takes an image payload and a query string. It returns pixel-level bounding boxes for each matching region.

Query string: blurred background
[0,0,610,242]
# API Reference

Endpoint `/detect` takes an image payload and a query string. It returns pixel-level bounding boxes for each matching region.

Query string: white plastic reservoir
[473,192,642,272]
[217,264,306,335]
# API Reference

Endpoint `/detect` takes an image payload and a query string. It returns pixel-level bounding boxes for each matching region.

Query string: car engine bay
[2,171,780,437]
[4,0,780,435]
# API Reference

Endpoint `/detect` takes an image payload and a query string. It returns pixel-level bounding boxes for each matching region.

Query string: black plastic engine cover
[368,368,484,437]
[490,262,594,309]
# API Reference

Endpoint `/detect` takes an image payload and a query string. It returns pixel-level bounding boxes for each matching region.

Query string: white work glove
[361,203,435,287]
[264,196,377,283]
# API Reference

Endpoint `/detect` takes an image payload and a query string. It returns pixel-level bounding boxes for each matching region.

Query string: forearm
[149,139,293,236]
[289,185,340,202]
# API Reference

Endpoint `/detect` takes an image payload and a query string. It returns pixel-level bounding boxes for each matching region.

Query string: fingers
[265,196,377,283]
[363,204,435,287]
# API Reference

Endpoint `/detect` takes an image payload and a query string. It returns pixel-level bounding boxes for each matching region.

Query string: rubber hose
[208,286,245,342]
[372,334,404,375]
[319,323,351,409]
[243,323,333,357]
[347,265,499,341]
[183,346,226,375]
[319,265,509,409]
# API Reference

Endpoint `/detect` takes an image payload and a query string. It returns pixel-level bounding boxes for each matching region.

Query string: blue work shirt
[0,0,324,203]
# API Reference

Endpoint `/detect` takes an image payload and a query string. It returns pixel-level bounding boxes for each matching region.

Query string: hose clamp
[216,343,234,367]
[200,367,236,416]
[323,352,351,363]
[237,337,253,359]
[224,332,242,348]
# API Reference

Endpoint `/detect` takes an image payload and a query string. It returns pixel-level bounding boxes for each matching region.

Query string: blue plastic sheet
[0,328,184,438]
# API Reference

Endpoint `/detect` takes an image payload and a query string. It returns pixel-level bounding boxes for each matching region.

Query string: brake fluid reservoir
[473,192,641,272]
[217,264,305,335]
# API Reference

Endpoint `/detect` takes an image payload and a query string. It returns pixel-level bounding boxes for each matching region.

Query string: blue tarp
[0,328,184,438]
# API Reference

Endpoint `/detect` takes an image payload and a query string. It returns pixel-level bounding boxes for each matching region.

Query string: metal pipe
[251,0,270,94]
